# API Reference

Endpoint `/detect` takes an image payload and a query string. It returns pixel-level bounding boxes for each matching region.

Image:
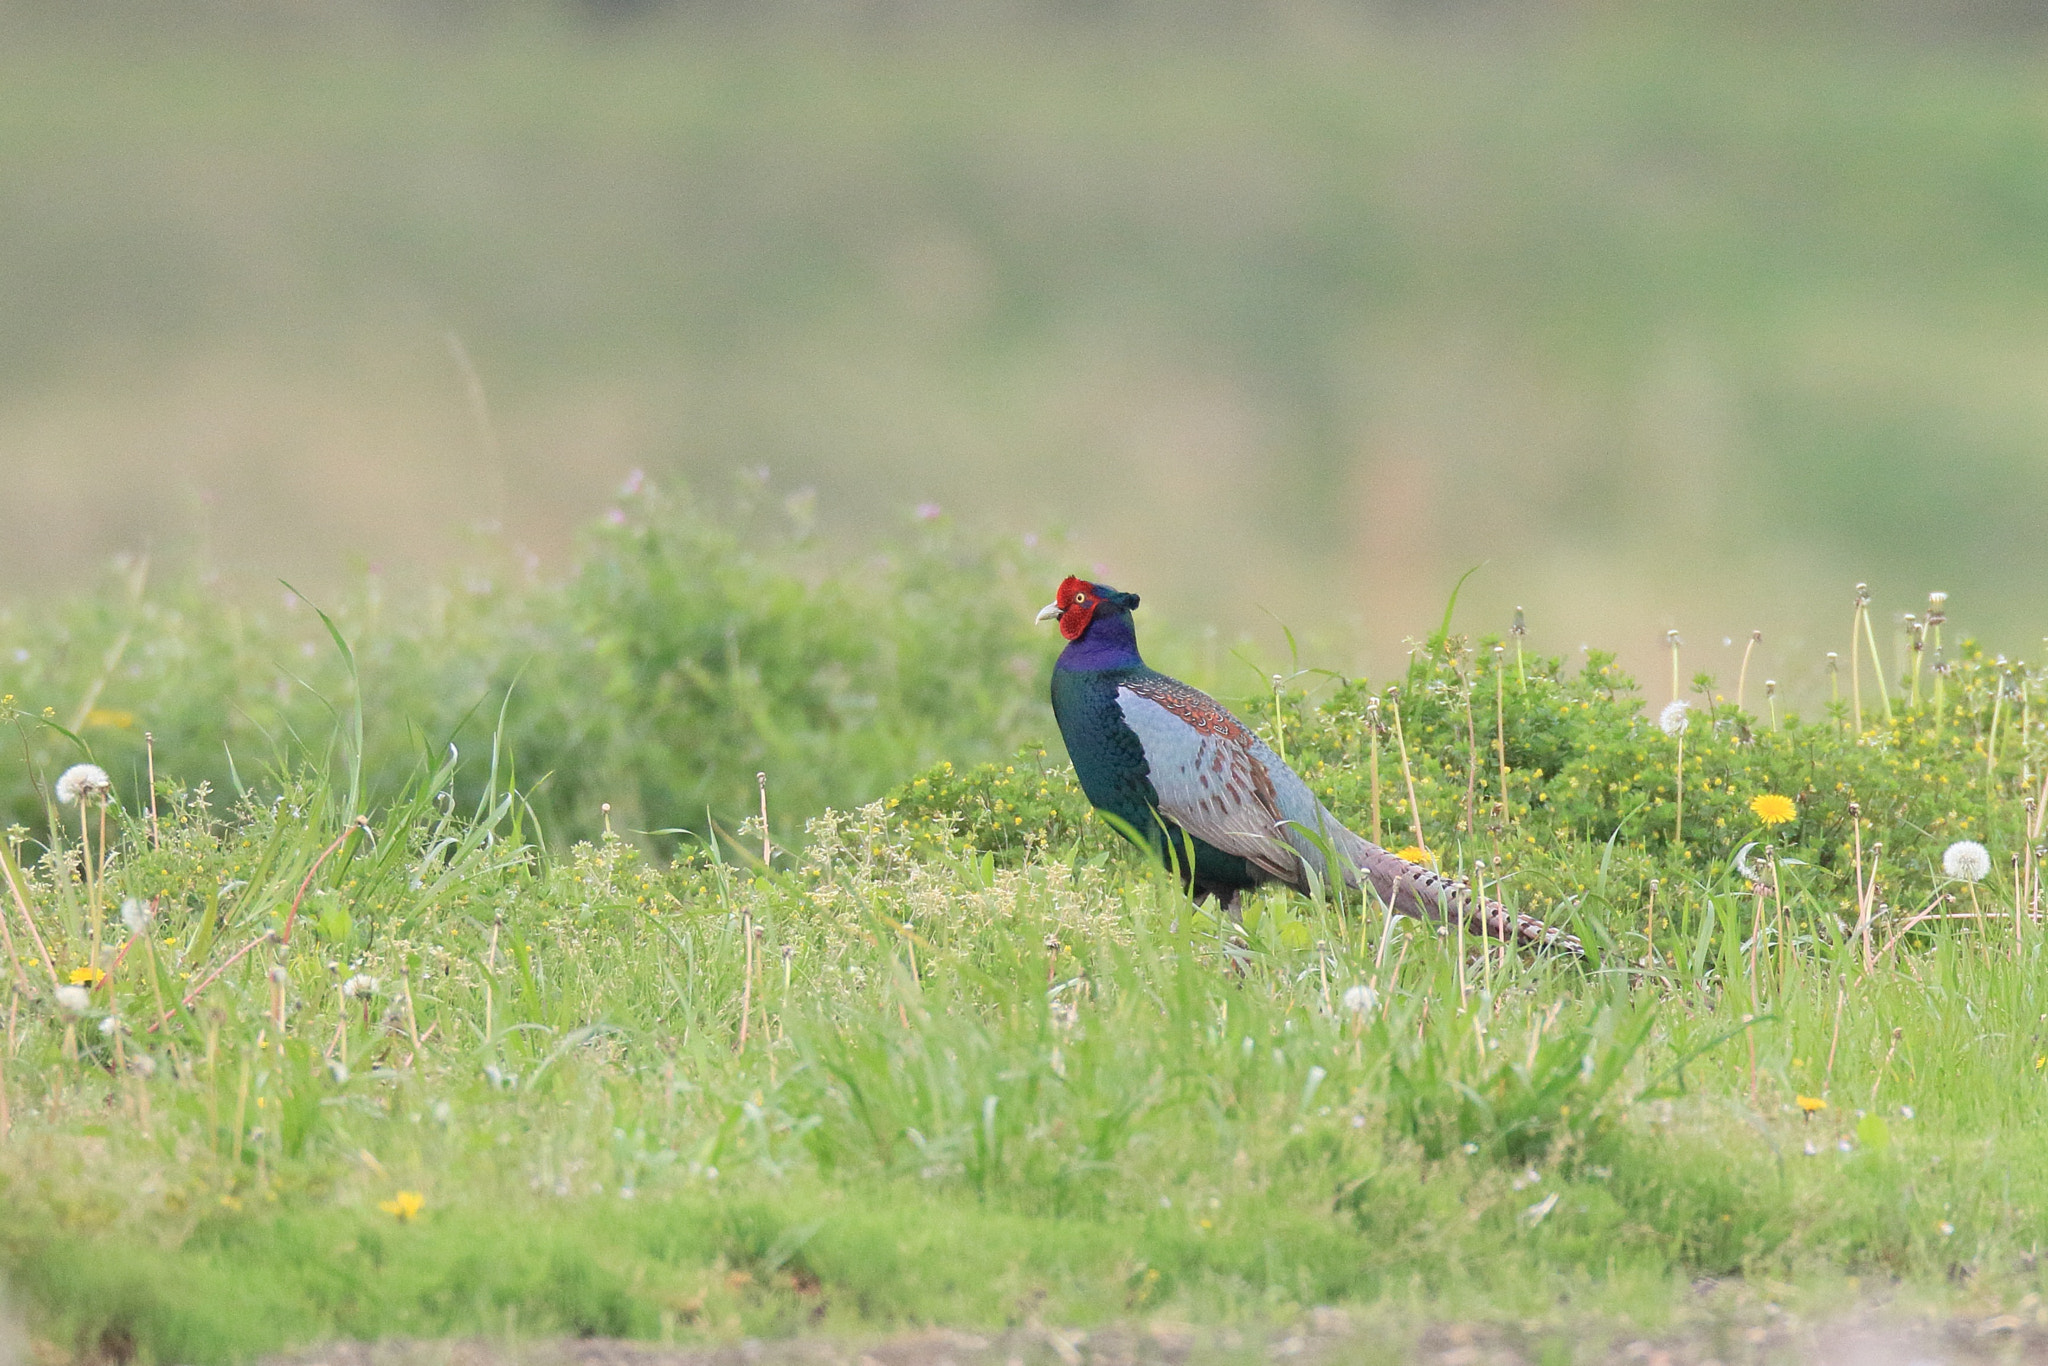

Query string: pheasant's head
[1035,576,1140,642]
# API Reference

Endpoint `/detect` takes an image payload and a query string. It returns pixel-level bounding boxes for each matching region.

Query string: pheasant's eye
[1073,592,1087,604]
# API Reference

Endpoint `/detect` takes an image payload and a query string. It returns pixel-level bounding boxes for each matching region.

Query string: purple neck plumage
[1056,610,1145,672]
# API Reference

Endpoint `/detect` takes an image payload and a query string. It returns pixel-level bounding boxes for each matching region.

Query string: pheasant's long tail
[1326,825,1584,957]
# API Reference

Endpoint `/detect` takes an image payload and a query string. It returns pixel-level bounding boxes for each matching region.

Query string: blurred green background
[6,0,2048,693]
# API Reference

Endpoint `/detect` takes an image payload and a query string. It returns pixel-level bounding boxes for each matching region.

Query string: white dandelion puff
[53,985,90,1014]
[341,974,379,999]
[120,898,152,936]
[1943,840,1992,883]
[98,1015,120,1037]
[1658,700,1690,736]
[55,763,111,805]
[1341,984,1379,1015]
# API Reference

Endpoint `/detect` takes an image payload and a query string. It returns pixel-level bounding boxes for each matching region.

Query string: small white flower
[1943,840,1992,883]
[98,1016,120,1037]
[53,985,89,1014]
[1658,700,1690,737]
[55,763,112,805]
[120,898,152,936]
[1341,984,1378,1015]
[341,974,379,999]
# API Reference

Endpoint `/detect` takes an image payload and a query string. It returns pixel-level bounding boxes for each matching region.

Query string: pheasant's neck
[1056,613,1144,672]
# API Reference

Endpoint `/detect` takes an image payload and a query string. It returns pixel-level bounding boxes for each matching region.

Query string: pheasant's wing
[1113,676,1307,886]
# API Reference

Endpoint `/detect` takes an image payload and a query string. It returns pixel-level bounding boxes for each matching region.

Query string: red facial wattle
[1056,576,1101,641]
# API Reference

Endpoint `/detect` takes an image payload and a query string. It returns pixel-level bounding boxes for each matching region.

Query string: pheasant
[1038,576,1582,956]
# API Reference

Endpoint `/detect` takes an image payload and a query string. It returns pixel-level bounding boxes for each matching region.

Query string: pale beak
[1035,601,1062,624]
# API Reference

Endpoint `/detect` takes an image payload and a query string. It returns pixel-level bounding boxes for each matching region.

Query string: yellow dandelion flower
[66,966,105,987]
[1795,1094,1827,1115]
[1750,794,1797,826]
[1394,846,1433,866]
[378,1190,425,1222]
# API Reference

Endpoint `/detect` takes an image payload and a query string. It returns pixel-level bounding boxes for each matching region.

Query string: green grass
[0,481,1060,851]
[6,517,2048,1361]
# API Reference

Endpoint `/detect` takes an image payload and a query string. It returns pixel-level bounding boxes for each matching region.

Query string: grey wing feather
[1113,687,1304,884]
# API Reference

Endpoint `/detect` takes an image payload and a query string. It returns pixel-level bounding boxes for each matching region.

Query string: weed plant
[5,543,2048,1361]
[0,478,1057,853]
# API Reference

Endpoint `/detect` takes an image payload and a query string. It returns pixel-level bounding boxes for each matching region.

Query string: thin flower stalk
[1493,647,1510,828]
[1858,585,1894,727]
[149,930,278,1032]
[1366,697,1383,844]
[279,817,371,946]
[0,837,58,990]
[1928,592,1949,723]
[1850,586,1867,736]
[1660,700,1688,845]
[1510,606,1528,692]
[1736,630,1760,715]
[1387,690,1429,859]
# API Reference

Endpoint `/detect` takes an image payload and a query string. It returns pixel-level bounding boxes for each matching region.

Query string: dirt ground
[252,1304,2048,1366]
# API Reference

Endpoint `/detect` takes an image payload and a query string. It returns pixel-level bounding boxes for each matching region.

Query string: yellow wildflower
[66,966,105,987]
[1750,794,1797,826]
[378,1190,425,1222]
[1795,1095,1827,1116]
[1394,846,1433,866]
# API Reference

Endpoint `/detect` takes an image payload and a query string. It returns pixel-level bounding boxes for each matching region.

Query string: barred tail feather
[1324,823,1584,957]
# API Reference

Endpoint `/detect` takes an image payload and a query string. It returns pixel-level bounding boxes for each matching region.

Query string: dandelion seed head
[342,974,379,999]
[53,985,89,1014]
[98,1015,119,1036]
[120,898,152,935]
[55,763,111,805]
[1658,700,1690,736]
[1342,984,1378,1015]
[1943,840,1992,883]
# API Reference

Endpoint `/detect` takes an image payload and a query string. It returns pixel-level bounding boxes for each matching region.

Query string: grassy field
[5,502,2048,1361]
